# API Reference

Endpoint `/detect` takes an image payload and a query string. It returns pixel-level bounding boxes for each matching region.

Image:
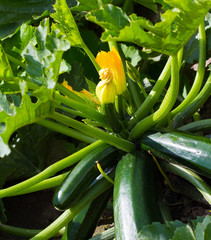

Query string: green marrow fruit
[62,189,112,240]
[141,128,211,177]
[113,151,162,240]
[53,145,118,210]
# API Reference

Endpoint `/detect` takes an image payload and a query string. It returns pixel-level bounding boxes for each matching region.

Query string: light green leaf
[172,225,196,240]
[205,223,211,240]
[120,43,142,67]
[51,0,85,48]
[0,82,54,158]
[87,1,211,55]
[71,0,112,11]
[0,44,13,78]
[23,18,70,88]
[138,221,185,240]
[0,0,54,39]
[86,4,130,32]
[193,215,211,240]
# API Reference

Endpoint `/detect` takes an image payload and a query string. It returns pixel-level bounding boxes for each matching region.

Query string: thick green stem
[10,172,69,196]
[0,223,64,238]
[173,71,211,128]
[55,92,107,125]
[129,48,183,129]
[30,171,114,240]
[52,112,135,152]
[6,54,26,69]
[130,54,180,140]
[0,140,105,198]
[89,227,115,240]
[171,21,206,117]
[178,119,211,132]
[116,94,126,122]
[55,83,86,103]
[37,119,95,143]
[161,161,211,205]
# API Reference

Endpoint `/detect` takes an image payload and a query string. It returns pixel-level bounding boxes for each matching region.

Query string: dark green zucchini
[141,128,211,177]
[53,144,118,210]
[113,151,162,240]
[62,189,112,240]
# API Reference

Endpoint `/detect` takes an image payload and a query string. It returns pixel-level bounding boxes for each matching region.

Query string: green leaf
[86,4,130,33]
[154,0,173,10]
[87,1,211,55]
[205,223,211,240]
[133,0,158,13]
[0,44,13,78]
[0,0,54,39]
[138,221,185,240]
[0,82,54,158]
[172,225,196,240]
[71,0,112,11]
[138,216,211,239]
[120,43,142,67]
[193,215,211,240]
[23,18,71,88]
[51,0,85,48]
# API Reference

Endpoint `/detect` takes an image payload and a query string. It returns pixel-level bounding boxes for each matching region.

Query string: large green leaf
[138,216,211,239]
[23,18,71,88]
[0,0,54,39]
[51,0,85,48]
[86,1,211,55]
[0,82,54,158]
[71,0,112,11]
[0,44,13,78]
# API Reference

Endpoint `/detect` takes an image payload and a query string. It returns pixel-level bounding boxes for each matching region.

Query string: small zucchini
[53,144,118,210]
[113,151,162,240]
[141,128,211,177]
[62,189,112,240]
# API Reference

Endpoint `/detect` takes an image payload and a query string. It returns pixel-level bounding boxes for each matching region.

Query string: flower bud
[96,68,117,104]
[96,47,127,95]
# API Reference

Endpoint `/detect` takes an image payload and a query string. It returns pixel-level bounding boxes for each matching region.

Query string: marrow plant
[0,0,211,239]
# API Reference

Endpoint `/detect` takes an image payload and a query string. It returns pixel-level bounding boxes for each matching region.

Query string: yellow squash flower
[96,68,117,104]
[96,47,127,96]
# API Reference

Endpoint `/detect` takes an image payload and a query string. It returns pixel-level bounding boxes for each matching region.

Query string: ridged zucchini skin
[62,189,112,240]
[141,128,211,177]
[113,151,161,240]
[53,145,117,210]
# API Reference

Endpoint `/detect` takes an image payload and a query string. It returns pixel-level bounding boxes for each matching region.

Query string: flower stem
[37,119,95,143]
[178,119,211,132]
[161,161,211,205]
[0,140,105,198]
[130,53,180,140]
[173,71,211,128]
[171,21,206,117]
[9,172,69,196]
[55,92,107,125]
[51,112,135,152]
[55,83,85,103]
[129,48,183,129]
[0,223,64,238]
